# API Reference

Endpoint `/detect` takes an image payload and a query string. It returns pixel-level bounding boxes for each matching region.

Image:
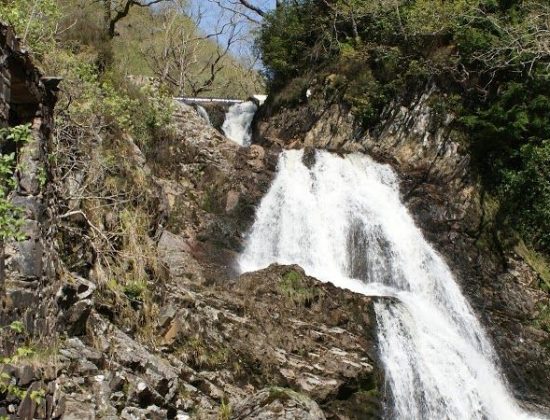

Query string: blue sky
[189,0,275,60]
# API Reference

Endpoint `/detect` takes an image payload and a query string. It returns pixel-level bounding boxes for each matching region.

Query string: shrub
[0,0,59,59]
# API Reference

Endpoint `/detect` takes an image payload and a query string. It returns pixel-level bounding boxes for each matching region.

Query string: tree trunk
[99,0,115,72]
[0,240,5,295]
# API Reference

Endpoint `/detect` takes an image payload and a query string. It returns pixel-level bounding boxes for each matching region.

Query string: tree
[141,0,262,97]
[99,0,169,70]
[102,0,169,39]
[207,0,282,24]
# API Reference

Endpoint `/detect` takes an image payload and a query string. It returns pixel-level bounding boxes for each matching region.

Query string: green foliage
[8,320,25,334]
[280,270,318,305]
[0,0,60,58]
[462,78,550,249]
[260,0,550,256]
[501,141,550,248]
[0,320,46,406]
[269,77,310,111]
[0,125,31,242]
[514,239,550,291]
[37,166,47,188]
[123,279,148,302]
[0,124,32,144]
[0,372,27,400]
[257,0,332,87]
[218,398,231,420]
[534,303,550,334]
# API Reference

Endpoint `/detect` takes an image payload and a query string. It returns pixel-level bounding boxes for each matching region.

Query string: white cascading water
[221,100,258,146]
[194,105,211,126]
[239,149,543,420]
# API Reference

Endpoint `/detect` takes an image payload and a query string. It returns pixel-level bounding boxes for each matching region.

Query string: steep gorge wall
[254,85,550,409]
[0,26,384,418]
[0,23,59,346]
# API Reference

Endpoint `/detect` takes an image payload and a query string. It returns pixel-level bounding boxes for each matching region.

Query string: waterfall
[239,149,543,420]
[194,105,211,126]
[221,100,257,146]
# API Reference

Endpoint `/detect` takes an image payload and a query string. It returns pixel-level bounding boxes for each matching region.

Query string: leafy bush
[0,125,32,243]
[501,140,550,249]
[462,78,550,249]
[0,0,59,58]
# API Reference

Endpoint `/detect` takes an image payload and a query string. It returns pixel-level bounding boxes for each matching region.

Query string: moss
[267,386,309,405]
[279,270,319,305]
[514,240,550,292]
[533,303,550,335]
[178,337,231,370]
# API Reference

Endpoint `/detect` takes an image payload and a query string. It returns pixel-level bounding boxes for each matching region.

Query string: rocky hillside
[255,83,550,409]
[0,25,384,418]
[1,3,550,417]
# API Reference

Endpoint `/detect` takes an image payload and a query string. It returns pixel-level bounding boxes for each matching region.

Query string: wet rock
[158,230,205,284]
[120,405,168,420]
[158,305,178,329]
[61,299,92,336]
[109,372,127,392]
[62,337,104,366]
[74,358,99,376]
[255,85,550,406]
[16,381,44,419]
[3,35,388,419]
[233,387,326,420]
[62,397,95,420]
[16,365,37,387]
[56,275,96,309]
[9,238,43,280]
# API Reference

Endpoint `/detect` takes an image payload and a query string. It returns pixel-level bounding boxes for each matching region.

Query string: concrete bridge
[175,97,243,105]
[175,95,267,106]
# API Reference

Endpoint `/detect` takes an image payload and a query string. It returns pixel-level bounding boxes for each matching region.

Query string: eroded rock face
[1,51,383,418]
[160,265,380,410]
[232,387,326,419]
[0,22,59,352]
[17,265,380,419]
[255,86,550,408]
[148,103,278,283]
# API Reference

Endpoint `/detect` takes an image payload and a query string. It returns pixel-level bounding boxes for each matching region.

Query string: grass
[178,336,230,370]
[218,399,231,420]
[514,240,550,292]
[267,386,310,405]
[533,303,550,335]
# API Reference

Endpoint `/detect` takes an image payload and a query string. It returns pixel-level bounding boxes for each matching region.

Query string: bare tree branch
[236,0,265,17]
[104,0,169,39]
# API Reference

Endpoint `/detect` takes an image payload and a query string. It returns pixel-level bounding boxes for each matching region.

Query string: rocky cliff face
[255,85,550,409]
[0,34,383,419]
[2,21,548,418]
[0,23,59,355]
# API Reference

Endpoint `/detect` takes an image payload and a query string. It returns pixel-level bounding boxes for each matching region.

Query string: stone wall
[0,22,58,348]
